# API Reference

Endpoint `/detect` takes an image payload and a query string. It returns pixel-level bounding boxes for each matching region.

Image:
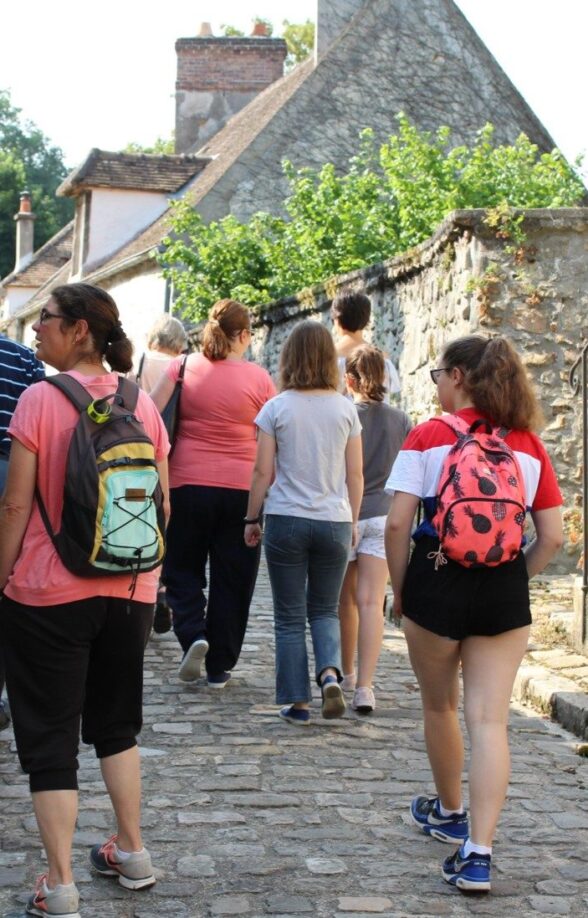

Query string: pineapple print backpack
[35,374,165,583]
[430,416,526,569]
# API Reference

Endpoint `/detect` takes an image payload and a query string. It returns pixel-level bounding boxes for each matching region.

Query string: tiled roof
[57,150,210,196]
[0,221,73,290]
[83,59,315,281]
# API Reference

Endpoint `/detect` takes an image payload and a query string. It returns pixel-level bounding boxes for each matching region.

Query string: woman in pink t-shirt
[152,299,276,689]
[0,283,170,916]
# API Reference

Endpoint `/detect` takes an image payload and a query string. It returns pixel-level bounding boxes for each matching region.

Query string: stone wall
[249,207,588,573]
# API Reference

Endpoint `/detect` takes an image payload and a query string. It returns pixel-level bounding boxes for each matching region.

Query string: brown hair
[442,335,544,431]
[330,290,371,332]
[51,283,133,373]
[345,345,386,402]
[279,320,339,392]
[201,299,250,361]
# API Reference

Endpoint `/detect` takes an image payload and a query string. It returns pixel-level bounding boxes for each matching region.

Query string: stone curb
[513,661,588,740]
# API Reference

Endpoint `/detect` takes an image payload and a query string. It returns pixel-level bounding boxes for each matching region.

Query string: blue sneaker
[442,846,491,891]
[207,671,231,689]
[410,795,468,844]
[279,705,311,725]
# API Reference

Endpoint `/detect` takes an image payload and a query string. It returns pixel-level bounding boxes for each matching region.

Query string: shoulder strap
[116,376,140,412]
[178,354,188,382]
[43,374,92,412]
[434,415,469,439]
[136,352,145,387]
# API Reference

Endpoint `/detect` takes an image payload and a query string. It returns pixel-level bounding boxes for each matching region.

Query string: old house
[0,0,556,356]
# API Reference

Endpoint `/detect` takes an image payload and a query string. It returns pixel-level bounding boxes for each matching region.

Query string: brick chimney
[175,24,288,153]
[13,191,36,273]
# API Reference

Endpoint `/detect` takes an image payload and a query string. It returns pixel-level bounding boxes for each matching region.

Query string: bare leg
[338,562,358,677]
[100,746,143,852]
[461,626,530,846]
[403,618,463,811]
[31,790,78,887]
[355,553,388,687]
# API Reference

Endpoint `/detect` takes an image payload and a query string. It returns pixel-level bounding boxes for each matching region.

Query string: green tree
[158,116,585,321]
[0,89,73,279]
[123,136,175,155]
[282,19,315,70]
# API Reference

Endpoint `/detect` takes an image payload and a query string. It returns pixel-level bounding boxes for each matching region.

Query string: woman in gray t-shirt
[244,322,363,726]
[339,346,412,715]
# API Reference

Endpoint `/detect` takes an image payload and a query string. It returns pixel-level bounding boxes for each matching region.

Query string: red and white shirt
[385,407,562,540]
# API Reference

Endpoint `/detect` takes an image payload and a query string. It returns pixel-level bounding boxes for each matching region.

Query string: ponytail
[345,345,386,402]
[201,299,250,361]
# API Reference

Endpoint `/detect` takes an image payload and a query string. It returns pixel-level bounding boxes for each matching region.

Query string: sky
[1,1,586,174]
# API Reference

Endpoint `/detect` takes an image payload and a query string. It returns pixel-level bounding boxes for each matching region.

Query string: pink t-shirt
[166,353,276,490]
[6,371,170,607]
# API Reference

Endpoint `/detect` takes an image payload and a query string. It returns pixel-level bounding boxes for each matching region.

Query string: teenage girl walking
[338,346,411,712]
[245,321,363,725]
[385,335,563,891]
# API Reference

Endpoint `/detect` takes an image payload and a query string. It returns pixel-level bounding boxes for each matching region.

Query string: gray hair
[146,314,188,353]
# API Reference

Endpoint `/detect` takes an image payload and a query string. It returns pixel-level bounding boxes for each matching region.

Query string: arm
[150,373,175,413]
[345,434,363,548]
[524,506,564,579]
[0,440,37,590]
[156,458,171,526]
[384,491,420,618]
[244,430,276,548]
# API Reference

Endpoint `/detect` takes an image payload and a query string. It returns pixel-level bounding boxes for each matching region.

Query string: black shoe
[153,600,172,634]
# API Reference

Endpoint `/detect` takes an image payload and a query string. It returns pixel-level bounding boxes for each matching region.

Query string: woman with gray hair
[133,315,188,395]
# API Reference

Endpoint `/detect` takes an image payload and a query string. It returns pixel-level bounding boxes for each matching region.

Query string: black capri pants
[0,595,153,792]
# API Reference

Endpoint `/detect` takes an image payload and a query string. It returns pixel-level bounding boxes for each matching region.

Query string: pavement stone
[0,563,587,917]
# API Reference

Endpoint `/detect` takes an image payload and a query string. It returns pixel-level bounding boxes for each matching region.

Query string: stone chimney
[13,191,36,273]
[175,24,288,153]
[316,0,365,59]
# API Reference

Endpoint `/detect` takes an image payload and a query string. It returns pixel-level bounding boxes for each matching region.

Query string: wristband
[244,516,261,525]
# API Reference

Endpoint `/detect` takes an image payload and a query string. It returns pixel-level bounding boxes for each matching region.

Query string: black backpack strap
[43,374,93,411]
[178,354,188,381]
[136,353,145,387]
[116,376,140,412]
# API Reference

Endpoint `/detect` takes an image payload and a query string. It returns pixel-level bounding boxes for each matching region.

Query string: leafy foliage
[158,115,585,321]
[123,136,175,155]
[0,90,73,279]
[282,19,315,70]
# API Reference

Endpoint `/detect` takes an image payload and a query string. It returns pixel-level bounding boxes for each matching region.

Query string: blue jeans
[264,515,352,704]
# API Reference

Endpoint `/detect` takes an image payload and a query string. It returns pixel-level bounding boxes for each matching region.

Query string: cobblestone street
[1,563,587,917]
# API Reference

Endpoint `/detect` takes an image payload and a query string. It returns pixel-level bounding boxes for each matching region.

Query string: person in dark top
[0,335,44,730]
[338,346,411,714]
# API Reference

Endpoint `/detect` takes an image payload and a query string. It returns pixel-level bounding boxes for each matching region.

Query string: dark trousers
[0,595,153,792]
[163,485,261,675]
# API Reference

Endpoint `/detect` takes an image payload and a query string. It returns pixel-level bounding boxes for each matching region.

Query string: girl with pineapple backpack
[384,335,563,892]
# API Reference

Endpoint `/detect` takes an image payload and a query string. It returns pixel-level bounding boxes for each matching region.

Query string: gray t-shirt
[255,390,362,521]
[355,401,412,519]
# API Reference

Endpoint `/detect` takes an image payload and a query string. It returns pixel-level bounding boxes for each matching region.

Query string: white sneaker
[178,639,209,682]
[352,686,375,713]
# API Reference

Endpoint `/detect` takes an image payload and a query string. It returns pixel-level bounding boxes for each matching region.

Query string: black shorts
[402,536,531,640]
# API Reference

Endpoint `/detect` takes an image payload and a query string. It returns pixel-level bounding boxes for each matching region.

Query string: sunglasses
[429,367,451,384]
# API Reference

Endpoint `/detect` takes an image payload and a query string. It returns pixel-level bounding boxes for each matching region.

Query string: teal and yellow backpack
[36,374,165,580]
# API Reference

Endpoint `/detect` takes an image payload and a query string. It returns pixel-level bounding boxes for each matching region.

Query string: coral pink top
[6,371,169,607]
[165,353,276,491]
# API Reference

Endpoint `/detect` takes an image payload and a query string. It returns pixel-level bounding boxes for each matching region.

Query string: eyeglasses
[429,367,451,384]
[39,308,63,324]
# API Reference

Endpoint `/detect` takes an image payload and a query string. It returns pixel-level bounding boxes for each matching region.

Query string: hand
[391,594,403,626]
[351,522,359,549]
[244,522,262,548]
